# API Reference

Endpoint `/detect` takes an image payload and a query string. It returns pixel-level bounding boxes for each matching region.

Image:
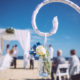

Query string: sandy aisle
[0,60,50,80]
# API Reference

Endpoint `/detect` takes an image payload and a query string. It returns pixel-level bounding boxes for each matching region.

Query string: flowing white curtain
[15,29,30,56]
[0,29,30,69]
[15,29,30,68]
[0,29,5,54]
[0,29,30,60]
[0,38,1,54]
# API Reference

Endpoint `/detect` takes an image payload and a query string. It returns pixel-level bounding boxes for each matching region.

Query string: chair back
[79,61,80,73]
[56,64,69,74]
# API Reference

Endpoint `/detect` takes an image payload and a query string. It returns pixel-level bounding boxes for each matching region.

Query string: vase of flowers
[36,45,51,77]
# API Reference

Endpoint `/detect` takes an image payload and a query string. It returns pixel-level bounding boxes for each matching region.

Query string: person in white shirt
[49,44,54,60]
[69,49,80,80]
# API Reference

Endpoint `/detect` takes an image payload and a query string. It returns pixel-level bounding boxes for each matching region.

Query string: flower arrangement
[5,27,15,34]
[36,45,46,56]
[36,45,51,75]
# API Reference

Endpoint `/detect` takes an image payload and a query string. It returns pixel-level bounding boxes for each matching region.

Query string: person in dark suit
[29,54,34,69]
[10,46,15,66]
[13,45,18,69]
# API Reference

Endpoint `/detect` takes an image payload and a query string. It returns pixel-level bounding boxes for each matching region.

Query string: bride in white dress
[0,44,13,70]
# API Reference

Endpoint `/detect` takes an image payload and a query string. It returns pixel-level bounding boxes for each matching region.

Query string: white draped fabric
[0,29,5,54]
[14,30,30,68]
[0,29,30,66]
[15,30,30,56]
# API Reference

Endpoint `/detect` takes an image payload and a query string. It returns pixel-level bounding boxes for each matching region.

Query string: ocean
[17,56,80,60]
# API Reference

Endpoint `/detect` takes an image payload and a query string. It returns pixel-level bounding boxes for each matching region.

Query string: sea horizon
[17,56,80,60]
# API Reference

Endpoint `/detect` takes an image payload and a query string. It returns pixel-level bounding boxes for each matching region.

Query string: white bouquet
[36,45,51,75]
[36,45,46,56]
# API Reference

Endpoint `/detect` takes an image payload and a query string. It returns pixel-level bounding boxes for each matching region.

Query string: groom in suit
[13,45,18,69]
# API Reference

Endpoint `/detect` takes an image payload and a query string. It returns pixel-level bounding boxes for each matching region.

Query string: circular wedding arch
[32,0,80,37]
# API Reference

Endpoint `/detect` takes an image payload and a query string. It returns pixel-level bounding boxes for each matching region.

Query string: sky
[0,0,80,57]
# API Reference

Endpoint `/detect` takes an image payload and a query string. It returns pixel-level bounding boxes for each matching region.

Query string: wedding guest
[51,50,66,80]
[69,49,80,80]
[30,48,35,56]
[29,54,34,69]
[13,44,18,69]
[49,44,54,60]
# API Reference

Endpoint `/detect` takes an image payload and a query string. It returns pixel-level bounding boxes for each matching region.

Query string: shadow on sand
[9,79,50,80]
[25,79,51,80]
[10,67,37,70]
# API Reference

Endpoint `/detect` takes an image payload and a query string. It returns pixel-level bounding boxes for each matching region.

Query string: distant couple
[10,45,18,69]
[0,44,18,70]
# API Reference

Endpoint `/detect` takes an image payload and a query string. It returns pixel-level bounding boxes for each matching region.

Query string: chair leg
[67,74,70,80]
[59,76,61,80]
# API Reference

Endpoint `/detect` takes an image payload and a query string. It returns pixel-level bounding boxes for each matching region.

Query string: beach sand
[0,60,50,80]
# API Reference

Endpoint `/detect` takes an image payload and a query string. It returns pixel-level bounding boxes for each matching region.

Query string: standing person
[29,54,34,69]
[13,45,18,69]
[49,44,54,60]
[0,44,13,70]
[30,48,34,56]
[51,50,66,80]
[69,49,80,80]
[10,46,15,66]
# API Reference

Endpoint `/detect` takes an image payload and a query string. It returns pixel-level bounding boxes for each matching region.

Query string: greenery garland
[43,50,51,75]
[5,27,15,34]
[36,45,51,75]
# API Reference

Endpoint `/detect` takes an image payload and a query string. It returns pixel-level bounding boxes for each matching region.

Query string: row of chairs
[54,64,69,80]
[38,60,80,80]
[54,63,80,80]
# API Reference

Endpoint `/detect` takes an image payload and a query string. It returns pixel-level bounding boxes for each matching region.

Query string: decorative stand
[38,56,48,77]
[32,0,80,78]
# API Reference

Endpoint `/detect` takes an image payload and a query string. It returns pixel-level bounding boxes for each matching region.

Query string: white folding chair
[79,61,80,73]
[54,64,69,80]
